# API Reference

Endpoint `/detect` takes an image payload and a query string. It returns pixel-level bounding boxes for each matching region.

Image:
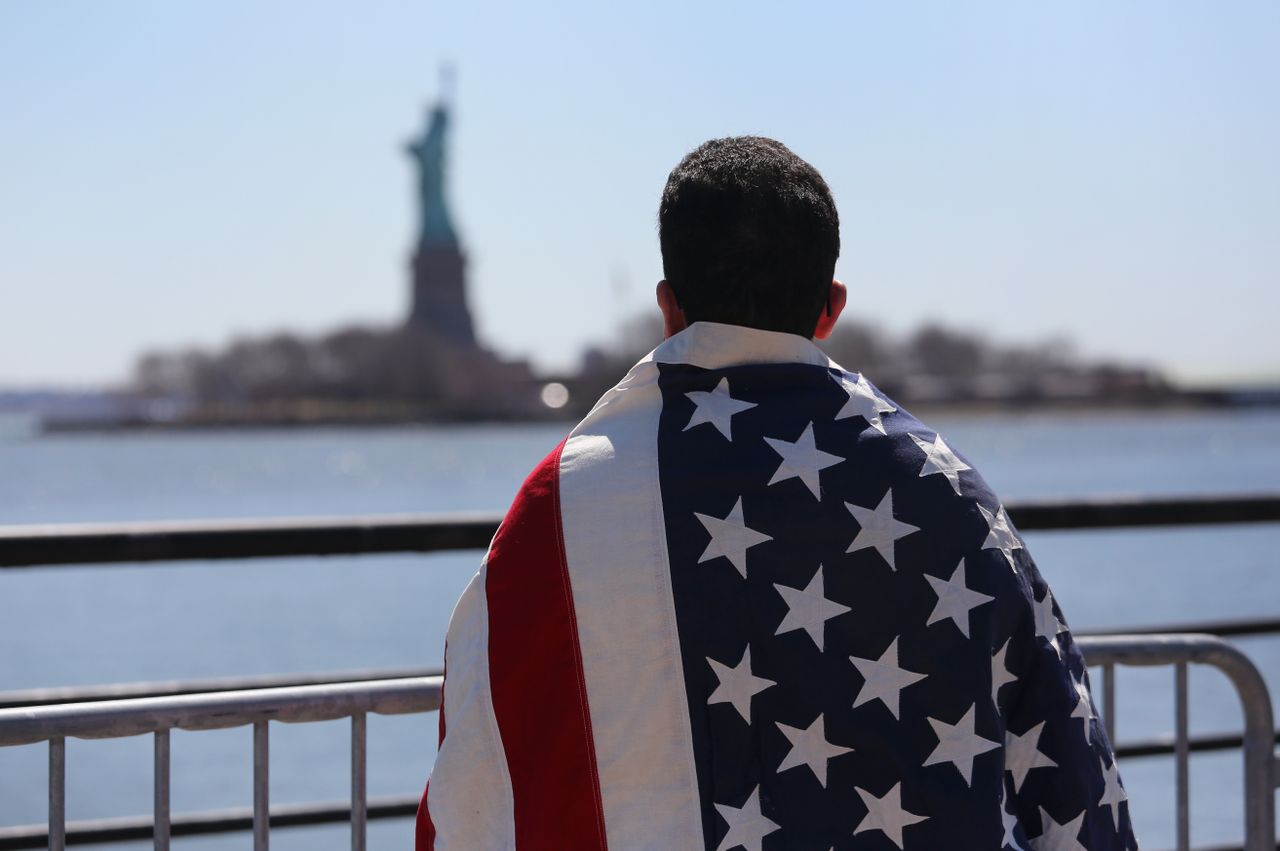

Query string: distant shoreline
[31,390,1280,435]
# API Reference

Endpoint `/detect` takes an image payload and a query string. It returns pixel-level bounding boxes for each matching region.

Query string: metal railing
[0,677,441,850]
[2,493,1279,848]
[1,636,1274,850]
[1077,634,1277,851]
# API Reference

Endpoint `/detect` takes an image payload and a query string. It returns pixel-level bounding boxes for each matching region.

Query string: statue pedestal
[409,242,476,348]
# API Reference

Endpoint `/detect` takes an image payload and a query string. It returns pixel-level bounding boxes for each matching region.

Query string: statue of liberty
[404,66,475,345]
[406,67,459,247]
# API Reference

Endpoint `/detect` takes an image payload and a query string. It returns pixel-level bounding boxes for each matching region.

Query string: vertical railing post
[154,728,171,851]
[1174,662,1190,851]
[48,736,66,851]
[351,711,367,851]
[254,720,270,851]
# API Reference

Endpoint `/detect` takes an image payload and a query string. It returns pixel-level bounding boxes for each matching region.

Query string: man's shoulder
[502,356,665,502]
[489,439,566,559]
[829,373,1031,582]
[889,415,993,492]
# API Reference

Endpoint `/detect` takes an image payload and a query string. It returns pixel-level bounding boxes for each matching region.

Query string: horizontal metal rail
[1,674,1275,760]
[1080,615,1280,640]
[0,666,442,710]
[0,793,419,844]
[0,796,420,850]
[1006,492,1280,531]
[3,492,1279,568]
[0,512,500,568]
[0,678,441,746]
[5,795,1267,851]
[2,795,1277,851]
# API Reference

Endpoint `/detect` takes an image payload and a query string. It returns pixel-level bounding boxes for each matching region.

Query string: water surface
[1,410,1277,848]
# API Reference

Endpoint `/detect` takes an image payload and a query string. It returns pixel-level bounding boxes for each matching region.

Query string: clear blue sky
[2,1,1277,386]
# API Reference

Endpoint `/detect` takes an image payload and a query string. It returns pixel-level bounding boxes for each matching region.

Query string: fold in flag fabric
[417,322,1138,851]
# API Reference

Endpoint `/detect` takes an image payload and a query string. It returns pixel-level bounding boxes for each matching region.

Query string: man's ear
[812,279,847,340]
[656,280,687,339]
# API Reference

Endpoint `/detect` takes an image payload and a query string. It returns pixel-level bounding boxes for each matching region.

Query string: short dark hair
[658,136,840,337]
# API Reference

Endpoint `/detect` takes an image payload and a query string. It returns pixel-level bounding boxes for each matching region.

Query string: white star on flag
[684,377,756,440]
[850,637,928,720]
[707,646,776,725]
[1001,792,1025,850]
[1097,755,1128,831]
[852,782,928,850]
[1033,589,1068,658]
[979,503,1023,572]
[773,565,850,651]
[775,713,853,788]
[922,703,1002,786]
[1005,721,1058,793]
[992,639,1018,708]
[925,560,995,638]
[713,785,781,851]
[845,489,920,570]
[695,497,772,578]
[909,432,972,496]
[1069,676,1096,742]
[1030,806,1087,851]
[764,421,843,499]
[835,372,896,434]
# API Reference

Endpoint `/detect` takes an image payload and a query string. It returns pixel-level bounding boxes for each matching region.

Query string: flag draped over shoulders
[418,322,1138,851]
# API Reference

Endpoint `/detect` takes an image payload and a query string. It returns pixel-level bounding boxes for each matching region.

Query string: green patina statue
[406,100,457,247]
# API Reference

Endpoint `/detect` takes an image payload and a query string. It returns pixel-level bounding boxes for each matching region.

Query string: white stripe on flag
[559,360,706,850]
[425,565,516,849]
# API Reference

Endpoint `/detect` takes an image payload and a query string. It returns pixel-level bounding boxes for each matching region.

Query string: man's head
[657,136,844,340]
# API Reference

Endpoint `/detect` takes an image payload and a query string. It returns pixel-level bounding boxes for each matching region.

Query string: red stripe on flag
[486,441,608,849]
[414,658,447,851]
[415,779,435,851]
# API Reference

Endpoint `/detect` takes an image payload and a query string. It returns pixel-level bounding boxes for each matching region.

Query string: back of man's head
[658,136,840,338]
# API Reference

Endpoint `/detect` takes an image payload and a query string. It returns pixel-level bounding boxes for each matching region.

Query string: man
[417,137,1137,850]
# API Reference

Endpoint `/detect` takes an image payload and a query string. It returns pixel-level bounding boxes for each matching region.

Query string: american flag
[418,322,1138,850]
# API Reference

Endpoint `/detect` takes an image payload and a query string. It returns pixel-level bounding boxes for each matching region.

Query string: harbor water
[1,409,1278,848]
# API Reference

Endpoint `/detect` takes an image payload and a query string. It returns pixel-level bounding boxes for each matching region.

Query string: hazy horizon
[3,2,1277,388]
